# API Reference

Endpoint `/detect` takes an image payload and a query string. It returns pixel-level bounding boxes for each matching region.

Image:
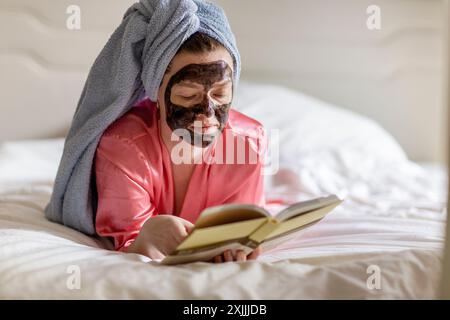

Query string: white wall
[0,0,135,140]
[0,0,447,163]
[213,0,448,163]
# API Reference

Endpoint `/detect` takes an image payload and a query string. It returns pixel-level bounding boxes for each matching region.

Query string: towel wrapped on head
[44,0,241,235]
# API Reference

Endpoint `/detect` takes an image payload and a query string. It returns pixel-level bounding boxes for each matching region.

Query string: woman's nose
[196,112,215,122]
[200,99,215,118]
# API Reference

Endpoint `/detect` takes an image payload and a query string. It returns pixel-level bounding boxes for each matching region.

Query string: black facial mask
[164,60,233,148]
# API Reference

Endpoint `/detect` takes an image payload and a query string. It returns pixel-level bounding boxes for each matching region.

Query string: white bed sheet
[0,136,446,299]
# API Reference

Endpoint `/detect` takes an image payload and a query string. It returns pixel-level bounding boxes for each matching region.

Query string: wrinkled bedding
[0,83,447,299]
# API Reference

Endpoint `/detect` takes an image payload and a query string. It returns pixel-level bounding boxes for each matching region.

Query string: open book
[161,195,343,265]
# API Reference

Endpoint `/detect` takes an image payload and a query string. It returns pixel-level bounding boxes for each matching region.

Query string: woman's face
[157,47,234,148]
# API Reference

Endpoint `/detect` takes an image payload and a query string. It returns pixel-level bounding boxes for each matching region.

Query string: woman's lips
[188,123,219,134]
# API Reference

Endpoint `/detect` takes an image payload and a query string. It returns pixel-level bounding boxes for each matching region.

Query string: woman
[45,0,264,263]
[95,32,265,262]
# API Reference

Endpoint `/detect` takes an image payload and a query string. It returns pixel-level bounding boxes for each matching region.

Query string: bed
[1,0,448,299]
[0,82,447,299]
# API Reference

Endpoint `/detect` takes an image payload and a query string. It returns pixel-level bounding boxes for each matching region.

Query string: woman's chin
[186,128,220,148]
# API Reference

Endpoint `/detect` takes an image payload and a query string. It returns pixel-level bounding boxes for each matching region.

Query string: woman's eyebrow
[212,78,232,87]
[174,81,204,89]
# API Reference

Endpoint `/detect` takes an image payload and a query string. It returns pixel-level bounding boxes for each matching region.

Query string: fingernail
[225,251,232,261]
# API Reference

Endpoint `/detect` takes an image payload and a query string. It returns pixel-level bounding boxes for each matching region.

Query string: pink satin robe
[94,98,266,251]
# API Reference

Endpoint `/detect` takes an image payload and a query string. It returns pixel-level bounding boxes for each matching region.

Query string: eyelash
[180,94,226,100]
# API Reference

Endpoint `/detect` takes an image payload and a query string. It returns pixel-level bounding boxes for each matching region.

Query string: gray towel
[44,0,241,235]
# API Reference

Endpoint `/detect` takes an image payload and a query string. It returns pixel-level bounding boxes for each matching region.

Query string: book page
[265,202,341,240]
[194,204,270,228]
[276,195,342,222]
[176,217,268,251]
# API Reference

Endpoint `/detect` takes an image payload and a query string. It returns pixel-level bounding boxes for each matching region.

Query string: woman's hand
[125,215,194,259]
[212,247,262,263]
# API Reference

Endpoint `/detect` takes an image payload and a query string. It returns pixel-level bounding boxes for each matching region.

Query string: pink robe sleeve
[94,135,154,251]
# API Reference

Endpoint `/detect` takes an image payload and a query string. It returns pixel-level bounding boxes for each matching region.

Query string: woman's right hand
[212,247,262,263]
[125,215,194,259]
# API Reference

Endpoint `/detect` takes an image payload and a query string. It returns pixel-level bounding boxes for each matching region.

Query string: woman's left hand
[212,246,262,263]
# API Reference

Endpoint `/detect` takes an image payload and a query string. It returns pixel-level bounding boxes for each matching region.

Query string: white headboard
[0,0,447,162]
[0,0,135,139]
[213,0,447,162]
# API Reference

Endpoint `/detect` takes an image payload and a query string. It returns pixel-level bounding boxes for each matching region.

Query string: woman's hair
[179,32,223,53]
[165,32,225,74]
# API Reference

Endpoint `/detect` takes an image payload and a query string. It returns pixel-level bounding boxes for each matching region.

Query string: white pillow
[232,81,408,197]
[0,138,64,185]
[233,81,406,160]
